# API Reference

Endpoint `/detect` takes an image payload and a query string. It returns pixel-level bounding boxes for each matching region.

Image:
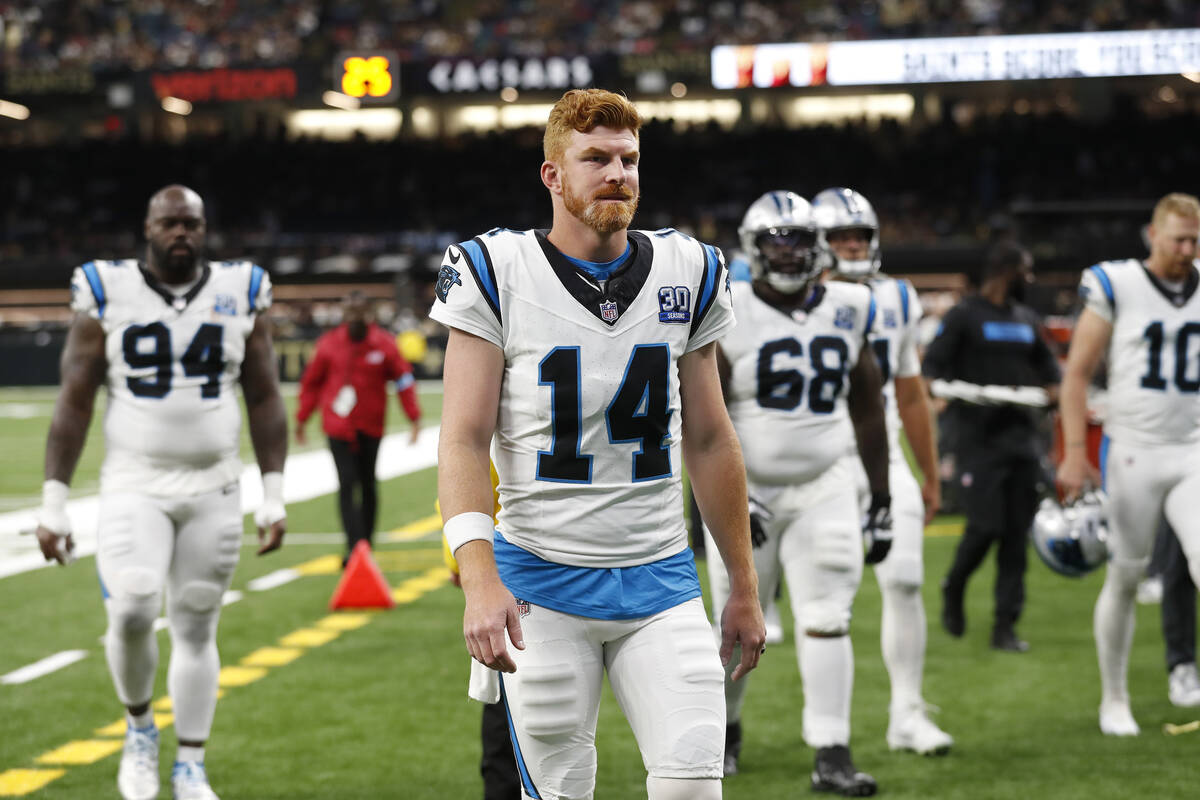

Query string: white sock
[880,583,926,713]
[176,745,205,764]
[1094,567,1138,706]
[800,634,853,747]
[128,708,155,730]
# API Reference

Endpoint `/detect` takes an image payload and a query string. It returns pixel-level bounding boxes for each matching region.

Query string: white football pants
[96,485,243,741]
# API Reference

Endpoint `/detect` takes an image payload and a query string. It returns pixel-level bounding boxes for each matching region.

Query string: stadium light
[670,82,688,98]
[0,99,31,120]
[161,96,193,115]
[500,86,519,103]
[322,91,362,110]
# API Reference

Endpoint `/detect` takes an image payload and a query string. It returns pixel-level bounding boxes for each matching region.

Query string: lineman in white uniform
[706,191,892,796]
[434,89,765,800]
[1058,192,1200,736]
[814,187,954,756]
[35,185,288,800]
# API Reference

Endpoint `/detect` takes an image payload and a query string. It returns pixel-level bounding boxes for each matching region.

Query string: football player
[705,190,890,796]
[35,185,288,800]
[1058,192,1200,736]
[814,187,953,756]
[433,89,765,800]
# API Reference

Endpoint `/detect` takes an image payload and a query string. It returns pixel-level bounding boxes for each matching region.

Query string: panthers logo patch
[435,262,463,303]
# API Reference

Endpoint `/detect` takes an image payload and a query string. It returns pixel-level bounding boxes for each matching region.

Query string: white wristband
[38,479,71,536]
[261,471,284,505]
[443,512,495,555]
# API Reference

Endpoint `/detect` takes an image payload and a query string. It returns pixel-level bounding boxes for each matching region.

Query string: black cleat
[941,579,965,638]
[723,720,742,776]
[811,745,877,797]
[991,627,1029,653]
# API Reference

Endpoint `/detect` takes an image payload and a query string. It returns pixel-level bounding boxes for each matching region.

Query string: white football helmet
[738,190,823,296]
[1030,491,1110,577]
[812,187,881,279]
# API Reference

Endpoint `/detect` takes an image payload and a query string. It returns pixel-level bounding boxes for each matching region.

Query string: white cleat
[1168,663,1200,708]
[118,725,160,800]
[887,705,954,756]
[172,761,220,800]
[1099,701,1140,736]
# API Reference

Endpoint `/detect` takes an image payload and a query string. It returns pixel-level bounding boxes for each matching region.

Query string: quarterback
[815,187,953,756]
[35,185,288,800]
[1058,192,1200,736]
[433,89,765,800]
[705,190,890,796]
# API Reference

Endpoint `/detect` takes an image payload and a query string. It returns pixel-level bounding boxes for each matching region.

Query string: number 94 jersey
[70,259,271,496]
[721,280,875,487]
[429,228,733,568]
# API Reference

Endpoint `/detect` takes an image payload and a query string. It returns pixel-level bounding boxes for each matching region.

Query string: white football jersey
[429,228,734,568]
[70,259,271,495]
[1080,259,1200,446]
[862,275,922,454]
[721,279,875,486]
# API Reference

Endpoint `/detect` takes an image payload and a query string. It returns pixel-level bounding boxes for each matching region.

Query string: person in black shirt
[922,241,1061,652]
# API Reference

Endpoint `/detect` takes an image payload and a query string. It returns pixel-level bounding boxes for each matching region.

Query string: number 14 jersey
[429,228,733,569]
[70,259,271,496]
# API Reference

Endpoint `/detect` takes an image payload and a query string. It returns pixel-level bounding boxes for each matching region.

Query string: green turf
[0,387,1193,799]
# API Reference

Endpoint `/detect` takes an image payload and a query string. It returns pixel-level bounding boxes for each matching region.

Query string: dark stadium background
[2,1,1198,384]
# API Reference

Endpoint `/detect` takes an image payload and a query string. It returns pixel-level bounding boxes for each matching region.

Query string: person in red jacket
[296,291,421,562]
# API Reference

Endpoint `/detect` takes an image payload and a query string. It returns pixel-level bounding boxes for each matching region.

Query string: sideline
[0,427,440,579]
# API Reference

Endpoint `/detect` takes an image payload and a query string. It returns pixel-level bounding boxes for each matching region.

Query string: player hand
[294,424,307,446]
[462,575,525,673]
[1056,453,1099,504]
[921,478,941,525]
[863,492,893,565]
[748,495,772,548]
[256,518,286,555]
[720,586,767,682]
[34,526,75,566]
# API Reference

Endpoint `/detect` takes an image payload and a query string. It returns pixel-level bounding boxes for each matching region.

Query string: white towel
[467,658,501,703]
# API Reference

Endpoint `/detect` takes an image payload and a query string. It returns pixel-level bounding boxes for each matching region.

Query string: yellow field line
[383,513,443,542]
[0,553,452,796]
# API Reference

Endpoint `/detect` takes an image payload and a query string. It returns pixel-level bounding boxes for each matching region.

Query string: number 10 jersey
[429,228,734,569]
[70,259,271,496]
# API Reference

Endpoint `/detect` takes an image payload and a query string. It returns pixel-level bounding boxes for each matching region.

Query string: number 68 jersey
[430,228,733,568]
[721,279,875,487]
[70,259,271,496]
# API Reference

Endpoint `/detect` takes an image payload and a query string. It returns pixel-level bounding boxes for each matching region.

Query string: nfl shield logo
[600,299,619,323]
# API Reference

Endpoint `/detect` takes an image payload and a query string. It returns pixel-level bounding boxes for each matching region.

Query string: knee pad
[512,660,583,739]
[1106,558,1149,593]
[799,600,851,636]
[107,568,162,637]
[176,580,223,613]
[647,776,721,800]
[168,581,223,644]
[876,555,923,593]
[813,528,860,573]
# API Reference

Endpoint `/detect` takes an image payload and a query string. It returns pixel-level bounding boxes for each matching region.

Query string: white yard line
[246,569,301,592]
[0,426,440,579]
[1,650,89,685]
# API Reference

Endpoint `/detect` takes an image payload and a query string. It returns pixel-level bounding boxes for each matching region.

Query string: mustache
[593,187,635,201]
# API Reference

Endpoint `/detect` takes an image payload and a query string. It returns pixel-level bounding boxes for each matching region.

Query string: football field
[0,385,1194,799]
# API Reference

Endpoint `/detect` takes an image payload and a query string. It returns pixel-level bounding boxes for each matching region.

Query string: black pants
[945,451,1041,629]
[481,700,520,800]
[1149,521,1197,672]
[328,432,381,556]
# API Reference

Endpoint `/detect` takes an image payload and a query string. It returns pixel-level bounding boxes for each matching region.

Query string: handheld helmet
[1030,491,1110,577]
[811,187,881,279]
[738,190,823,296]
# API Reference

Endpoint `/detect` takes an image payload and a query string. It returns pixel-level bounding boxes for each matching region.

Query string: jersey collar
[139,262,212,311]
[535,230,653,327]
[1141,261,1199,308]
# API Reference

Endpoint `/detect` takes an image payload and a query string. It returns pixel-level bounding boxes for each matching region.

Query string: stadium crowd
[2,104,1197,284]
[3,0,1197,71]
